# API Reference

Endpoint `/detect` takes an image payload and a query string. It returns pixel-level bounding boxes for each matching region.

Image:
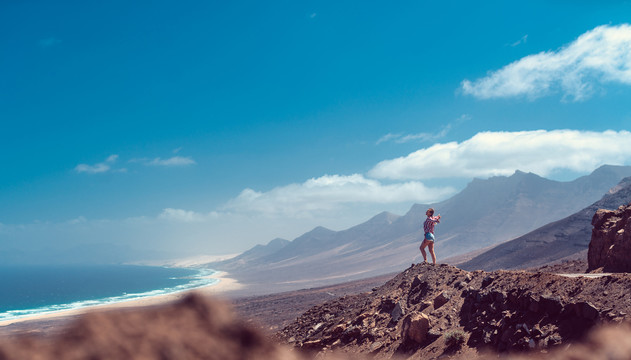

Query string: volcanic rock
[402,313,431,344]
[433,291,451,309]
[278,263,631,359]
[474,324,631,360]
[589,203,631,272]
[390,301,405,323]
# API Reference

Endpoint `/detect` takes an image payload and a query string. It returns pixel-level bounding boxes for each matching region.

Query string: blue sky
[2,1,631,259]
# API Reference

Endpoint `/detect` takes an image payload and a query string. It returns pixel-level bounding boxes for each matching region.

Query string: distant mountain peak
[312,225,333,232]
[459,170,547,196]
[469,170,542,183]
[267,238,290,247]
[366,211,400,224]
[593,164,626,172]
[511,169,541,178]
[509,169,543,180]
[303,226,335,237]
[589,164,631,178]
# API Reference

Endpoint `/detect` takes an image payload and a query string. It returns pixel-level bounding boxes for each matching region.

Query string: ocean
[0,265,218,322]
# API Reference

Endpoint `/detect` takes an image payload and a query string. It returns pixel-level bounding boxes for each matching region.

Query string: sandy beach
[0,270,242,335]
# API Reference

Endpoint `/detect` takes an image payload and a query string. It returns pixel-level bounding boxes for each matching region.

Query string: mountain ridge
[207,165,631,295]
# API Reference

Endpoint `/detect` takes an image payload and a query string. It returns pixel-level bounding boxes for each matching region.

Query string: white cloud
[462,24,631,101]
[397,125,451,144]
[158,208,209,223]
[223,174,456,217]
[378,130,442,145]
[75,154,118,174]
[147,156,196,167]
[75,163,110,174]
[376,133,401,144]
[78,154,194,174]
[369,130,631,180]
[377,114,470,145]
[509,34,528,47]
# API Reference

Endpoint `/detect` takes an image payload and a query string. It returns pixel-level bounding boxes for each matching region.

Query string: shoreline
[0,270,242,329]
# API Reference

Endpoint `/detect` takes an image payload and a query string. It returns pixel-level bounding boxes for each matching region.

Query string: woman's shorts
[424,232,435,242]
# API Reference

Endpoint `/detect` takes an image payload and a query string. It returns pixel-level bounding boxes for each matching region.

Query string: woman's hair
[427,208,434,216]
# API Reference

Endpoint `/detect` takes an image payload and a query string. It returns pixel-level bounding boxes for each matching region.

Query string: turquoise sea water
[0,265,218,321]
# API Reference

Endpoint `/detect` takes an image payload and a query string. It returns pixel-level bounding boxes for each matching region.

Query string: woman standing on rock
[421,208,441,265]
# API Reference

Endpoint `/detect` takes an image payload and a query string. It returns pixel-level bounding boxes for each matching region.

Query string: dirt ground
[231,273,396,332]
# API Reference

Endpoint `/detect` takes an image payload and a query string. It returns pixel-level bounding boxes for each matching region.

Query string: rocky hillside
[459,177,631,271]
[277,263,631,359]
[1,291,631,360]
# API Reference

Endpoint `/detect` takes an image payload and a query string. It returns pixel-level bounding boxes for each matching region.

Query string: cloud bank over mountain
[369,130,631,180]
[223,174,455,217]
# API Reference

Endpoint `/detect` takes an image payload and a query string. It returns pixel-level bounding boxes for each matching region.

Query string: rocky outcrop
[278,263,631,359]
[474,324,631,360]
[460,285,604,351]
[589,203,631,272]
[402,313,430,343]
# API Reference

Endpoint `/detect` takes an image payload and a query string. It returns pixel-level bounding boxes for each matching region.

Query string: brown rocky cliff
[589,203,631,272]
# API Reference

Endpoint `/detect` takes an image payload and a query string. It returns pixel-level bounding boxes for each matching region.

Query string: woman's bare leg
[420,240,428,262]
[427,241,436,264]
